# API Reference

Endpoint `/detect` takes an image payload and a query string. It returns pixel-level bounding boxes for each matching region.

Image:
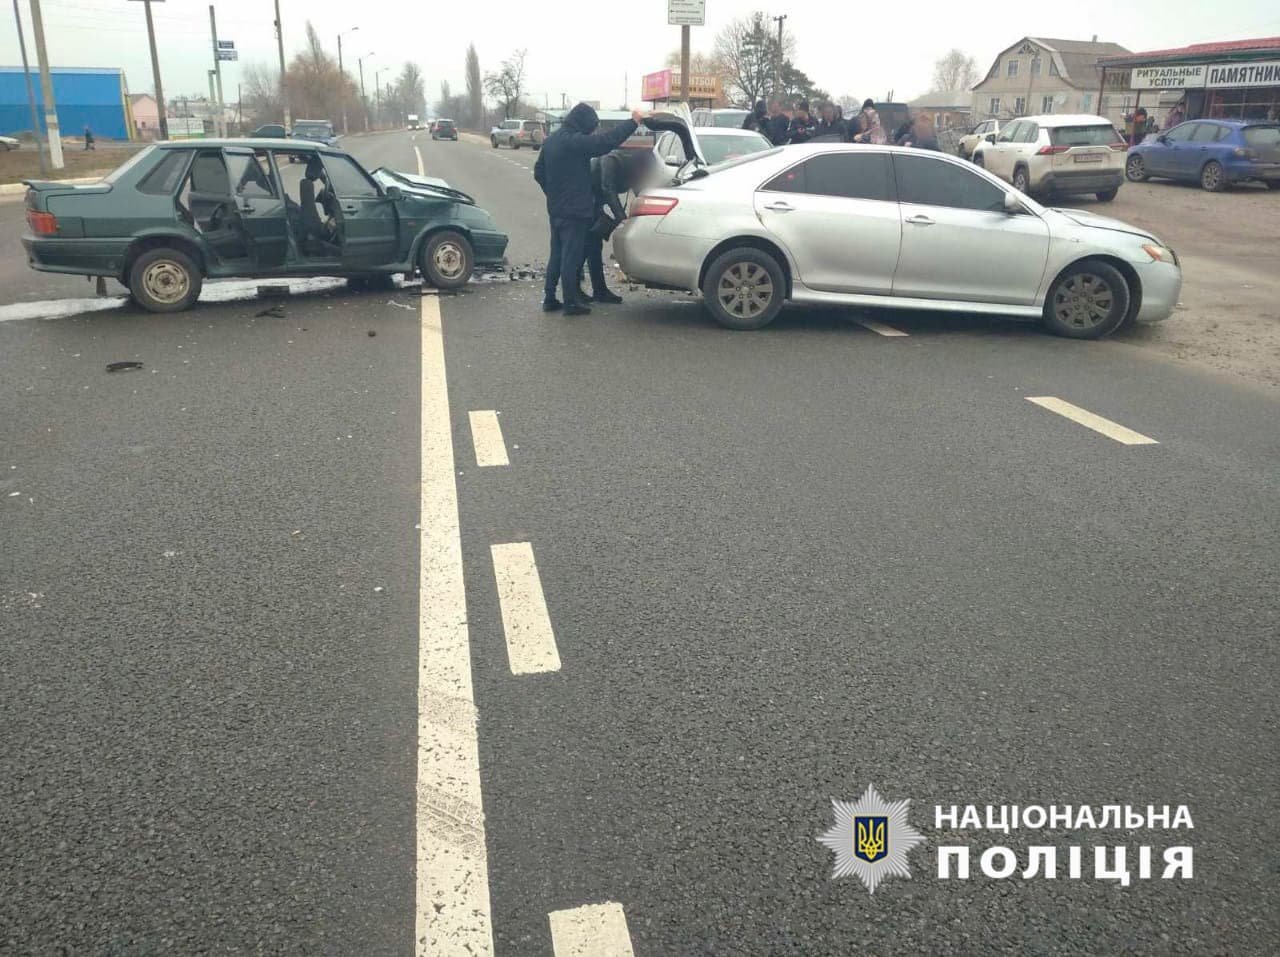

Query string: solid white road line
[856,318,909,337]
[548,902,635,957]
[490,542,562,675]
[414,145,426,177]
[468,410,510,467]
[1026,396,1159,445]
[418,295,494,955]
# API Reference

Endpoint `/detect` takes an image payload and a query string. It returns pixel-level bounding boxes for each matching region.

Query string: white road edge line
[548,902,635,957]
[468,410,510,467]
[1025,396,1159,445]
[491,542,562,675]
[856,318,909,337]
[418,295,494,955]
[414,145,426,177]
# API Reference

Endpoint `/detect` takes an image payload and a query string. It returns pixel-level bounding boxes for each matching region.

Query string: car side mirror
[985,133,996,143]
[384,185,403,200]
[1003,191,1021,214]
[1156,133,1168,144]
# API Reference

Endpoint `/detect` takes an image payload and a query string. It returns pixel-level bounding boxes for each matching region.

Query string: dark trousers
[545,217,590,305]
[585,232,607,294]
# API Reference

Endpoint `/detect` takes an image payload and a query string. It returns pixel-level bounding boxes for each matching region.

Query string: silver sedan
[612,143,1182,337]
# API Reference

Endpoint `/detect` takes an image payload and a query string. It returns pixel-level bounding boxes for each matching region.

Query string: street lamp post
[358,53,373,131]
[337,26,358,136]
[11,0,46,174]
[273,0,290,129]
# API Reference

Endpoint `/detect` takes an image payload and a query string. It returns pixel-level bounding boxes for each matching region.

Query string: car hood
[643,103,705,168]
[371,167,476,205]
[1051,207,1157,242]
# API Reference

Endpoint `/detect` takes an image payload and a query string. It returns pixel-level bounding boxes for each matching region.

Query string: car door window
[137,150,191,195]
[226,150,278,199]
[1190,123,1221,142]
[322,155,379,198]
[997,122,1020,143]
[1164,123,1197,144]
[893,154,1007,212]
[1015,123,1038,144]
[790,152,895,202]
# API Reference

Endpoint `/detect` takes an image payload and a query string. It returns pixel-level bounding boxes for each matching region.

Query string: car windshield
[698,133,773,164]
[439,121,454,128]
[1242,125,1280,147]
[1050,124,1122,147]
[103,145,157,184]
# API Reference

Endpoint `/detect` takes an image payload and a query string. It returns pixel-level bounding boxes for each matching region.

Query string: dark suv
[432,119,458,141]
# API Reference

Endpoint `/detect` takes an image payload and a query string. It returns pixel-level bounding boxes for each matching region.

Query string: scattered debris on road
[255,304,287,318]
[105,361,143,373]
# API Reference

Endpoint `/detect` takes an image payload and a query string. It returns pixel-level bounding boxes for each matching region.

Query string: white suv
[973,114,1127,201]
[490,119,544,150]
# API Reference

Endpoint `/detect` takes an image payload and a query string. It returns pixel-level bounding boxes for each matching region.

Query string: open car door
[222,147,289,269]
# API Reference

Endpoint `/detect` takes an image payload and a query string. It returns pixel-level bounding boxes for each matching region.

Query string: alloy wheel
[1052,272,1115,330]
[1201,162,1223,191]
[717,262,774,320]
[1126,156,1146,181]
[142,260,190,305]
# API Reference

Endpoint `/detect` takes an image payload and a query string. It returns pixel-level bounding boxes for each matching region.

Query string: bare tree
[931,50,980,93]
[483,49,528,119]
[713,11,795,106]
[385,62,425,125]
[242,62,283,124]
[465,44,483,128]
[283,22,362,128]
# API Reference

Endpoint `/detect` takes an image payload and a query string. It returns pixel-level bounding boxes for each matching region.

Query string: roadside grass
[0,143,140,184]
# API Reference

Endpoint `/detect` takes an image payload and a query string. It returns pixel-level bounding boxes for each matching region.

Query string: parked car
[1,134,22,151]
[432,119,458,141]
[972,114,1126,201]
[957,118,1002,159]
[1125,119,1280,191]
[613,120,1180,339]
[290,119,338,146]
[692,108,751,129]
[653,126,772,175]
[248,124,287,139]
[21,139,508,312]
[490,118,544,149]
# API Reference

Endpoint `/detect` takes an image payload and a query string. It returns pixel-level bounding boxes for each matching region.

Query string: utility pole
[12,0,47,175]
[772,13,787,101]
[27,0,63,168]
[358,54,372,131]
[208,5,225,138]
[207,69,217,134]
[127,0,168,141]
[375,67,387,130]
[336,27,358,136]
[273,0,290,129]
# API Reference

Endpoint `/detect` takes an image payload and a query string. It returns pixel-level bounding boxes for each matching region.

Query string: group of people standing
[743,97,940,151]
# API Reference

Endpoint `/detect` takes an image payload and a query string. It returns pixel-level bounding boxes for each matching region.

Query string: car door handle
[763,201,795,212]
[905,214,935,226]
[341,204,359,214]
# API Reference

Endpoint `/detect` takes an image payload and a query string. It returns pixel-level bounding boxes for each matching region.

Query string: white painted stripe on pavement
[856,318,909,337]
[548,902,635,957]
[491,542,562,675]
[1026,396,1159,445]
[417,294,494,955]
[468,410,510,467]
[414,145,426,177]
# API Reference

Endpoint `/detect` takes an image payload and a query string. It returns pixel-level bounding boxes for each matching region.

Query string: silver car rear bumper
[612,218,705,291]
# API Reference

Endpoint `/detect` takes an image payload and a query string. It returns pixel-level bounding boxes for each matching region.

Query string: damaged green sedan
[21,139,508,312]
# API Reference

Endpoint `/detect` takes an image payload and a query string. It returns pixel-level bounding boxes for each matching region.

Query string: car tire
[1012,165,1030,194]
[491,137,498,148]
[1200,161,1226,192]
[1041,260,1131,340]
[971,152,984,168]
[1125,154,1148,182]
[1095,188,1119,202]
[700,248,786,331]
[420,230,474,289]
[128,247,202,314]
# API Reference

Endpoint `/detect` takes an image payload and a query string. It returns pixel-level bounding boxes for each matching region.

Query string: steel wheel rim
[717,262,773,319]
[1014,170,1028,191]
[432,242,466,280]
[1126,156,1144,180]
[1203,164,1221,189]
[142,260,190,304]
[1053,273,1115,329]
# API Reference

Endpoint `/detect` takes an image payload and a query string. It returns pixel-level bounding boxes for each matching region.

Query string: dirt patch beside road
[0,148,122,186]
[1068,181,1279,389]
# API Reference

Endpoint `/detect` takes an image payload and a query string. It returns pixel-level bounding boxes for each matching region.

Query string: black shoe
[592,289,624,305]
[578,287,593,303]
[563,302,592,316]
[542,298,562,312]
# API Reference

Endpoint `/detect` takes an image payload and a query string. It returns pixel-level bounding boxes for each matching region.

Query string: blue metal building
[0,66,129,139]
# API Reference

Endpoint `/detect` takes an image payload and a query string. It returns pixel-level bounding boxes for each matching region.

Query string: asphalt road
[2,128,1278,955]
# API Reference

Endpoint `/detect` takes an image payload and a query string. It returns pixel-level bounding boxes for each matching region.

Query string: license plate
[1074,154,1104,163]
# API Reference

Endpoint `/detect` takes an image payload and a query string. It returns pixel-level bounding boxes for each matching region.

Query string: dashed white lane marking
[468,410,510,467]
[414,145,426,177]
[418,294,494,955]
[491,542,562,675]
[1026,396,1159,445]
[856,318,909,337]
[548,902,635,956]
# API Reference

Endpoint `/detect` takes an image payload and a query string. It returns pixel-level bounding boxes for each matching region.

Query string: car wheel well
[698,237,792,298]
[1048,254,1142,327]
[120,235,205,284]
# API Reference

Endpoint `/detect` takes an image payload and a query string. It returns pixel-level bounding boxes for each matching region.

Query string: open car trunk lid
[642,103,705,168]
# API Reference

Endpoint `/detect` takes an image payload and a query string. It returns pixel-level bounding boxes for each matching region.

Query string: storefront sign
[1206,60,1280,88]
[671,72,721,99]
[668,0,706,26]
[642,70,672,101]
[1131,65,1205,89]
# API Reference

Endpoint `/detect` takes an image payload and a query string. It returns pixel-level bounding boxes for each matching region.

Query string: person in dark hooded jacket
[742,100,767,133]
[534,102,643,314]
[812,101,847,141]
[787,100,818,144]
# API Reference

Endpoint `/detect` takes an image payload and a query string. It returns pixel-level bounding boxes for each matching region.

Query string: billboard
[642,70,672,101]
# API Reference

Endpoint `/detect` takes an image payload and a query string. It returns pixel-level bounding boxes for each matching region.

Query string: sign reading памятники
[1131,65,1206,89]
[1206,60,1280,88]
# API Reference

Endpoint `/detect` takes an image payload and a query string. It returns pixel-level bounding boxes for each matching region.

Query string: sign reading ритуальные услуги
[818,784,1194,895]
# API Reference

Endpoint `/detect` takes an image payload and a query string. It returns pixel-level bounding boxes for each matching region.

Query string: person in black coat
[812,101,847,141]
[742,100,767,133]
[534,102,642,314]
[764,100,791,146]
[787,100,818,144]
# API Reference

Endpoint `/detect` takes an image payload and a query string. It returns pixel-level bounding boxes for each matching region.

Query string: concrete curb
[1,176,102,196]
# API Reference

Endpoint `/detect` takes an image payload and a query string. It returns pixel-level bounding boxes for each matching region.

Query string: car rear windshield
[104,145,157,184]
[713,111,749,128]
[438,120,455,128]
[295,123,333,136]
[1049,125,1122,147]
[1242,125,1280,147]
[699,133,772,164]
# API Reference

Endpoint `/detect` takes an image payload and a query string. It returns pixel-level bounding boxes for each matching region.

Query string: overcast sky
[4,0,1280,110]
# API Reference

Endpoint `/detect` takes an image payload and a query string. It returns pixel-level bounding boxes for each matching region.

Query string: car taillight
[630,196,679,217]
[1109,141,1129,151]
[1233,147,1257,160]
[1036,145,1070,155]
[26,210,57,235]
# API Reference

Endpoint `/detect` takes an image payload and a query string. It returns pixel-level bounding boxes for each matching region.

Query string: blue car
[290,119,338,147]
[1125,119,1280,191]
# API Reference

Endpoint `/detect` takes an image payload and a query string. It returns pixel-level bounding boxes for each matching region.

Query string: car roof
[154,138,344,153]
[1014,114,1115,126]
[693,127,768,137]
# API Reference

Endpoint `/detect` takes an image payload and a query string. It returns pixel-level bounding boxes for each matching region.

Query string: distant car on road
[692,108,751,129]
[21,139,508,312]
[957,118,1003,159]
[972,114,1126,201]
[289,120,338,147]
[490,119,543,149]
[248,124,287,139]
[432,119,458,141]
[1125,119,1280,191]
[1,134,21,151]
[613,120,1181,339]
[407,114,422,130]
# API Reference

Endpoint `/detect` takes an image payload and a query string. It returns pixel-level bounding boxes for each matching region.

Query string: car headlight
[1141,243,1177,265]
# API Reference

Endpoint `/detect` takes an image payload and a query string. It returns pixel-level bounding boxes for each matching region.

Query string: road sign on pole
[667,0,705,26]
